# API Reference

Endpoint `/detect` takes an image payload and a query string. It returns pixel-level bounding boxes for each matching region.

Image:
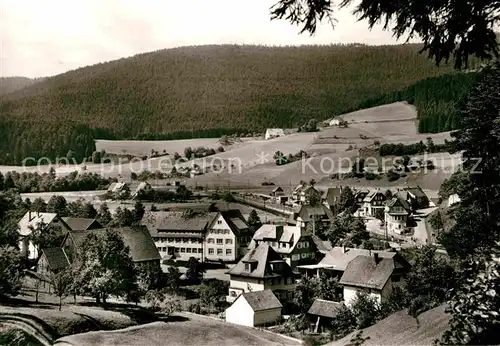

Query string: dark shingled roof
[211,210,250,237]
[296,205,334,222]
[404,186,427,200]
[141,211,216,237]
[239,290,282,311]
[227,243,295,279]
[62,217,102,231]
[386,193,411,212]
[363,190,386,203]
[339,255,394,290]
[324,187,343,206]
[40,247,69,271]
[69,227,160,263]
[308,299,344,318]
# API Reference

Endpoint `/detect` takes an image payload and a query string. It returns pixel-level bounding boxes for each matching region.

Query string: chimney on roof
[374,252,381,264]
[342,245,347,253]
[28,210,32,222]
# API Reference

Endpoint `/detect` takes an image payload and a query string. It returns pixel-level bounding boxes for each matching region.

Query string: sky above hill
[0,0,419,78]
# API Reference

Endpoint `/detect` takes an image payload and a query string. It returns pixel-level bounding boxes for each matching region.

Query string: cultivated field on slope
[95,138,223,156]
[0,102,457,192]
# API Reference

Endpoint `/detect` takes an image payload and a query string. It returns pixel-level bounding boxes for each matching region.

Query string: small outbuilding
[265,128,285,140]
[329,118,342,126]
[225,289,282,327]
[307,299,344,333]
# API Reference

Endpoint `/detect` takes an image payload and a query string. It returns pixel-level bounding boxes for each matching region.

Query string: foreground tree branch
[270,0,500,68]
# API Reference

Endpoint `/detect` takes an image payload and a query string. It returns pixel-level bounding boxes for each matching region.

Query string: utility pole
[312,215,316,235]
[264,199,268,223]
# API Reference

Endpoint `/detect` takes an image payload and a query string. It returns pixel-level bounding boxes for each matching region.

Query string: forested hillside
[0,77,40,95]
[348,72,479,133]
[0,44,476,165]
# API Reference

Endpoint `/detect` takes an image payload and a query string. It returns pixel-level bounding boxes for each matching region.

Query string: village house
[142,210,251,263]
[107,182,129,196]
[307,299,345,333]
[297,246,410,283]
[294,204,334,230]
[225,290,282,327]
[339,253,394,307]
[37,247,70,278]
[61,226,161,270]
[18,211,71,260]
[250,224,320,268]
[329,117,342,126]
[131,181,152,198]
[61,217,102,231]
[384,193,412,234]
[270,186,285,197]
[322,186,343,212]
[292,184,322,205]
[142,211,215,262]
[205,210,252,261]
[269,186,288,204]
[361,189,387,217]
[403,186,431,209]
[447,193,461,207]
[226,243,296,304]
[265,128,285,140]
[353,189,370,209]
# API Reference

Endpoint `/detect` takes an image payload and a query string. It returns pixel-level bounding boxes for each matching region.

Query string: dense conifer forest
[0,44,480,165]
[349,72,479,133]
[0,77,40,95]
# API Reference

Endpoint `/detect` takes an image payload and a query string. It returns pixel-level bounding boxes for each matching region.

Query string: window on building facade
[245,263,250,271]
[183,238,188,243]
[301,253,307,259]
[207,238,214,243]
[208,248,214,254]
[217,220,222,224]
[304,241,309,247]
[175,238,181,243]
[175,248,179,252]
[226,249,232,255]
[180,248,185,253]
[225,239,233,244]
[272,242,277,247]
[186,248,192,253]
[287,277,293,284]
[216,239,223,245]
[217,248,223,255]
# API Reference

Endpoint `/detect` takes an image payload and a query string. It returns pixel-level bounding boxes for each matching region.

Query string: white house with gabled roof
[225,289,282,327]
[18,211,70,260]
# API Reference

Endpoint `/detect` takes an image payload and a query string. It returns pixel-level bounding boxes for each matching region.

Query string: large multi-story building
[142,210,251,262]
